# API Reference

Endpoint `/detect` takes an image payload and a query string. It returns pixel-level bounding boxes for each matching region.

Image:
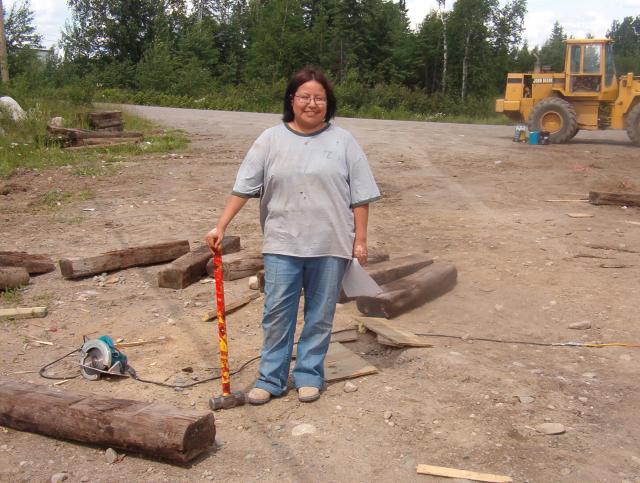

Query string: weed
[0,288,23,306]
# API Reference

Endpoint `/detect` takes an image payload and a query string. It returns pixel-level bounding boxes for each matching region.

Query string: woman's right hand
[204,226,224,252]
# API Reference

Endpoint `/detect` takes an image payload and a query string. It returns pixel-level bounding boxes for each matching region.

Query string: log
[339,254,433,303]
[0,378,215,463]
[73,137,141,147]
[256,269,265,292]
[0,251,55,274]
[0,307,47,320]
[47,125,143,140]
[0,267,29,290]
[205,251,264,281]
[356,262,457,318]
[158,236,241,289]
[87,111,123,131]
[59,240,190,279]
[589,190,640,208]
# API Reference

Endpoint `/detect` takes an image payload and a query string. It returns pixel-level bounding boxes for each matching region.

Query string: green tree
[608,16,640,74]
[3,0,43,77]
[539,21,567,72]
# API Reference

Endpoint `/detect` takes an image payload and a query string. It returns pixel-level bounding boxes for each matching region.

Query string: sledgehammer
[208,245,247,411]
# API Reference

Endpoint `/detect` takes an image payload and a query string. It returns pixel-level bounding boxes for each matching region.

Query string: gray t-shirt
[232,123,380,259]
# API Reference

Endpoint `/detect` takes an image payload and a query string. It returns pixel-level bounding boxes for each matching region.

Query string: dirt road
[1,105,639,482]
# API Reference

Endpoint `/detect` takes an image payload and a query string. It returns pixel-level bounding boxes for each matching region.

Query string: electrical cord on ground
[38,348,262,388]
[413,332,640,348]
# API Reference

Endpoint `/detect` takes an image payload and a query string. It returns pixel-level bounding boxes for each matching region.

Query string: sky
[10,0,640,50]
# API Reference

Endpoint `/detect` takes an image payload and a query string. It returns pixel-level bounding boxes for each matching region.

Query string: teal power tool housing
[79,335,135,380]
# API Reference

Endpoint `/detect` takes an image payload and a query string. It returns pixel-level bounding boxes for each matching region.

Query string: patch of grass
[72,161,116,177]
[0,287,23,306]
[35,187,95,210]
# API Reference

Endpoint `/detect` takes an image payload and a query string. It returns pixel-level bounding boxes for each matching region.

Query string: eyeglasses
[294,95,327,105]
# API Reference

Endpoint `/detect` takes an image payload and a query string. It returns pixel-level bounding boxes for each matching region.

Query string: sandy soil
[1,105,639,483]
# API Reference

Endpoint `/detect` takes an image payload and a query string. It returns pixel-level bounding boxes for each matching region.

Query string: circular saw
[80,335,134,380]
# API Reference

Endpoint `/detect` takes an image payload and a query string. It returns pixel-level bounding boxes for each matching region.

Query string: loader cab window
[605,43,616,85]
[570,46,581,72]
[583,44,601,73]
[570,43,602,93]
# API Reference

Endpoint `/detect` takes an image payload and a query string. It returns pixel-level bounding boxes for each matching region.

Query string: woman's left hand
[353,241,368,266]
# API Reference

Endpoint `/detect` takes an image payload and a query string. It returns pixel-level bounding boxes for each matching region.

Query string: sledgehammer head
[209,391,247,410]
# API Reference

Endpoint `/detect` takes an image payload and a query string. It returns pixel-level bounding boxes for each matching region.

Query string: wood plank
[339,254,433,303]
[158,236,241,289]
[201,292,261,321]
[324,342,378,383]
[330,328,359,343]
[0,252,55,274]
[0,267,29,290]
[0,307,47,320]
[0,378,215,463]
[205,251,264,281]
[356,262,457,318]
[416,464,512,482]
[356,317,432,347]
[59,240,190,279]
[589,190,640,208]
[47,125,142,140]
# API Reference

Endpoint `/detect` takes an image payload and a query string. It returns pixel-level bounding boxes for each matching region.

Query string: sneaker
[247,387,271,405]
[297,386,320,403]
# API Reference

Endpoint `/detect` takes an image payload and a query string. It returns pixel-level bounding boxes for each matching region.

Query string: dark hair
[282,66,337,123]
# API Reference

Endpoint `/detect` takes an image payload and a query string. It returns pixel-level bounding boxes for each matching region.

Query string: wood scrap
[87,111,123,131]
[0,252,55,274]
[357,262,458,319]
[416,464,512,482]
[59,240,190,279]
[201,292,261,322]
[205,251,264,281]
[323,342,378,383]
[158,236,241,289]
[585,243,637,253]
[0,378,215,463]
[115,337,168,349]
[339,254,433,303]
[0,307,47,320]
[567,213,594,218]
[356,317,432,347]
[544,199,587,202]
[572,254,615,260]
[0,267,29,290]
[589,190,640,208]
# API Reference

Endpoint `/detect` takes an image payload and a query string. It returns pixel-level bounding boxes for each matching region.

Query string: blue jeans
[254,254,348,396]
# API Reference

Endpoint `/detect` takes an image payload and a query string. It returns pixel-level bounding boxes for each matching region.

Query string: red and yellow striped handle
[213,246,231,396]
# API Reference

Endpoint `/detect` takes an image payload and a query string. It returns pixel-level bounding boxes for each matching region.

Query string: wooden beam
[416,464,512,482]
[47,125,142,140]
[339,254,433,303]
[59,240,190,279]
[589,190,640,208]
[0,307,47,320]
[158,236,241,289]
[0,267,29,290]
[0,379,215,463]
[202,292,261,321]
[206,251,264,281]
[0,252,55,275]
[356,317,432,347]
[356,262,457,318]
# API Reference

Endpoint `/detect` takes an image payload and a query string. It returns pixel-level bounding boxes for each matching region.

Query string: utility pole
[0,0,9,83]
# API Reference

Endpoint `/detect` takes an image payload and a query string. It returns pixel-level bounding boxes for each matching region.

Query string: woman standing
[205,67,380,404]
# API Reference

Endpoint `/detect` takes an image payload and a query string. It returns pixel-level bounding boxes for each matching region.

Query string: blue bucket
[529,131,539,145]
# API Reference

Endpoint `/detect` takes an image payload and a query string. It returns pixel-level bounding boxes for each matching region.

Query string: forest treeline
[4,0,640,120]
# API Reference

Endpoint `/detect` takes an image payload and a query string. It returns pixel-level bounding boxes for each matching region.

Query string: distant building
[33,48,53,62]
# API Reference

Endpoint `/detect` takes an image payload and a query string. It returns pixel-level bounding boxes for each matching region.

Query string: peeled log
[59,240,190,279]
[0,267,30,290]
[158,236,241,289]
[0,378,215,463]
[339,254,433,303]
[0,252,55,275]
[206,251,264,281]
[356,262,457,318]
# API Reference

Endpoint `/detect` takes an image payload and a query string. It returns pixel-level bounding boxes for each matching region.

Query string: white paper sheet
[341,259,383,297]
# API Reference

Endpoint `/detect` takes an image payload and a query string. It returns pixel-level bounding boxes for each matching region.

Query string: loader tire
[527,97,577,144]
[625,103,640,146]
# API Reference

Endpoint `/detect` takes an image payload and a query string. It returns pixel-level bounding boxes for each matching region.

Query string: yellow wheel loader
[496,38,640,145]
